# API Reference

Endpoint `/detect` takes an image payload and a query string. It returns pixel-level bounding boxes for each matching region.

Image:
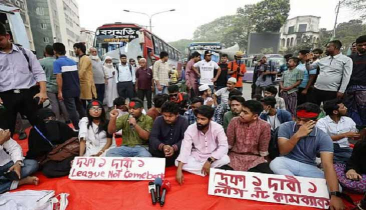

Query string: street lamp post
[123,9,175,32]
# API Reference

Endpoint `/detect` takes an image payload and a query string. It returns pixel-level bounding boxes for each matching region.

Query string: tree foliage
[345,0,366,18]
[168,39,194,57]
[248,0,290,33]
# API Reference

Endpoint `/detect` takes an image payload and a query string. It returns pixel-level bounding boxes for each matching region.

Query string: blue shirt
[278,121,333,165]
[297,63,317,88]
[53,56,80,98]
[0,44,46,92]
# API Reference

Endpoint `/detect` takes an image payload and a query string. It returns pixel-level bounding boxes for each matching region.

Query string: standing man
[254,56,276,96]
[297,50,317,105]
[89,47,106,103]
[228,51,246,92]
[53,43,83,130]
[306,40,353,105]
[0,23,47,135]
[345,35,366,128]
[135,58,153,109]
[74,43,97,108]
[185,51,201,98]
[116,54,135,101]
[40,45,69,122]
[216,54,229,91]
[153,51,170,94]
[149,102,188,166]
[193,51,221,91]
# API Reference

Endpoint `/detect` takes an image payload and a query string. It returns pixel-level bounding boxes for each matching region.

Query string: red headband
[296,110,318,119]
[91,101,100,106]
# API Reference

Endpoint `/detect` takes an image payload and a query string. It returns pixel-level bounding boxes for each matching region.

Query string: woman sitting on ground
[79,100,115,157]
[26,108,77,178]
[334,139,366,193]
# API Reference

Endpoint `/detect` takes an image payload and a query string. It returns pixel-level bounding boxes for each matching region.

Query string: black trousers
[117,81,134,100]
[313,88,338,106]
[137,89,152,109]
[150,149,179,167]
[0,87,39,136]
[248,162,273,174]
[95,84,105,103]
[42,156,74,178]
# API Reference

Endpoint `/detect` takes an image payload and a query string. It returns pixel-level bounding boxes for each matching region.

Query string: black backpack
[268,126,280,160]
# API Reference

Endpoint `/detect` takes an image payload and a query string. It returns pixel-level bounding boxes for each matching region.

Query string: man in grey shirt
[306,40,353,105]
[89,47,106,103]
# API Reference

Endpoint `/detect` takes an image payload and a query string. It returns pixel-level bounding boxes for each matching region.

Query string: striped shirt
[153,60,170,86]
[53,56,80,98]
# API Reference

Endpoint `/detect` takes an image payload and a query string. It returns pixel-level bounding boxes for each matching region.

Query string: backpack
[268,126,280,160]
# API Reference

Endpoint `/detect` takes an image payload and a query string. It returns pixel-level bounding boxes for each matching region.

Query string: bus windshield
[94,27,142,63]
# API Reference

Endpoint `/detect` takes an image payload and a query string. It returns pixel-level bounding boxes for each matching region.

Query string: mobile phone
[3,171,20,181]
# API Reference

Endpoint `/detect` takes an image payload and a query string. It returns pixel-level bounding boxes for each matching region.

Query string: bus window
[152,36,160,55]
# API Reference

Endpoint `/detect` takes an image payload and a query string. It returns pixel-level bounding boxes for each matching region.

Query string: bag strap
[18,46,32,72]
[34,126,54,147]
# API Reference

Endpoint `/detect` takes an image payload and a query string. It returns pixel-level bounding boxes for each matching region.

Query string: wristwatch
[330,191,342,197]
[207,157,215,164]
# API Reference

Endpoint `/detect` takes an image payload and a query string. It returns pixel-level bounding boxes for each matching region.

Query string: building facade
[280,15,320,49]
[80,28,95,53]
[2,0,35,50]
[26,0,80,59]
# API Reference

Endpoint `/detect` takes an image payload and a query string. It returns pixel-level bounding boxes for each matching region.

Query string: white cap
[228,77,237,84]
[199,84,210,92]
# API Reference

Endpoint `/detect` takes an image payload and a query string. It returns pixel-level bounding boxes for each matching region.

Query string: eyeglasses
[90,107,103,111]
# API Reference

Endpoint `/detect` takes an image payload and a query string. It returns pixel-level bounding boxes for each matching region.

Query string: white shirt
[214,87,230,105]
[316,116,357,148]
[0,135,23,166]
[267,115,281,130]
[78,117,116,157]
[194,60,219,85]
[116,63,135,83]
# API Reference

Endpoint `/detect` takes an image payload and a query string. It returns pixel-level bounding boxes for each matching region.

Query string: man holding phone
[0,129,39,193]
[270,103,345,210]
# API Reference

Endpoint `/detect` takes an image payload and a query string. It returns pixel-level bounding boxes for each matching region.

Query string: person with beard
[103,56,118,109]
[107,98,153,157]
[198,84,214,107]
[270,103,345,210]
[74,43,97,109]
[316,99,358,163]
[345,35,366,129]
[176,105,229,184]
[26,108,76,178]
[149,102,188,167]
[89,48,107,103]
[213,88,242,125]
[79,100,115,157]
[0,129,39,193]
[135,58,153,109]
[260,97,292,131]
[185,51,201,98]
[306,40,353,105]
[226,100,272,173]
[223,96,245,132]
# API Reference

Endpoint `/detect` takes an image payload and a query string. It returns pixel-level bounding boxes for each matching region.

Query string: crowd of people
[1,20,366,209]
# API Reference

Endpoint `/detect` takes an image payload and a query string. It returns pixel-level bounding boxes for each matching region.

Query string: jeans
[137,89,152,109]
[270,156,324,178]
[333,144,352,164]
[47,92,69,121]
[63,97,84,130]
[95,84,105,103]
[155,85,168,95]
[106,145,152,157]
[0,159,39,194]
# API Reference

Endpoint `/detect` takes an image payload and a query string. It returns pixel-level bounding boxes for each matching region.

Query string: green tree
[248,0,290,33]
[168,39,194,57]
[345,0,366,18]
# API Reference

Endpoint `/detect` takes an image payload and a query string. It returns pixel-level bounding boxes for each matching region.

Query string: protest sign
[69,157,165,180]
[209,169,330,209]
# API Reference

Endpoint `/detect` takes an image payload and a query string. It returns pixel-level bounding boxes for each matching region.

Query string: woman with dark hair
[26,108,77,178]
[79,100,115,157]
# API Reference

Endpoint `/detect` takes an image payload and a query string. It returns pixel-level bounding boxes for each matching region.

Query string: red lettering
[98,158,107,167]
[268,176,301,193]
[308,182,317,193]
[251,187,270,199]
[138,160,145,167]
[252,176,262,187]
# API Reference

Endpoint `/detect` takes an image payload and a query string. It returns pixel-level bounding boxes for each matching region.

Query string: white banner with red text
[69,157,165,180]
[208,169,330,209]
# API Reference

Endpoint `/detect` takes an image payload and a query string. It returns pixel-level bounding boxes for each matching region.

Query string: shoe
[18,131,27,140]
